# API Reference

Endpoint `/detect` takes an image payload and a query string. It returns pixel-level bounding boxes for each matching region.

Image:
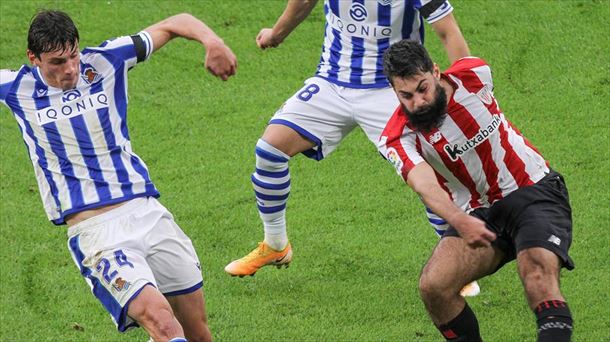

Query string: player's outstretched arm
[430,12,470,64]
[256,0,319,49]
[406,162,496,248]
[144,13,237,81]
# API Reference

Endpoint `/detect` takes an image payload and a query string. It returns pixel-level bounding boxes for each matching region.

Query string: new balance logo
[548,235,561,246]
[429,131,442,144]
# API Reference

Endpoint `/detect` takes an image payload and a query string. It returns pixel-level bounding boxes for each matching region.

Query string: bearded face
[402,83,447,132]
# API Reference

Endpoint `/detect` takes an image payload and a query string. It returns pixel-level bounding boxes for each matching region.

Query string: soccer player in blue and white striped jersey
[1,10,236,341]
[225,0,479,296]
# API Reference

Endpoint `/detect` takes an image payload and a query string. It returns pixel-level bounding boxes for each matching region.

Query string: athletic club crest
[476,84,494,105]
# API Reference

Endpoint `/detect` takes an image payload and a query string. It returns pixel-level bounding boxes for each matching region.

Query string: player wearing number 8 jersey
[1,10,237,341]
[224,0,475,290]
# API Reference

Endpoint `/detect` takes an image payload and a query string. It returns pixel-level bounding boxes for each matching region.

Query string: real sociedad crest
[377,0,393,6]
[82,65,102,84]
[112,277,131,292]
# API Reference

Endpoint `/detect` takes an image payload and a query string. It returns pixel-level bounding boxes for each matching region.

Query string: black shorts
[443,170,574,271]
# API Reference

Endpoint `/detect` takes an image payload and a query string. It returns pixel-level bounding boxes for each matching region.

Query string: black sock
[437,303,482,341]
[535,300,573,342]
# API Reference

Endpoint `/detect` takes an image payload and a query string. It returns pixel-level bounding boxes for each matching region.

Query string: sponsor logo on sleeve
[386,147,404,175]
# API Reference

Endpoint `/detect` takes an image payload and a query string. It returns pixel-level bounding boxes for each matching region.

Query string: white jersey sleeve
[419,0,454,24]
[94,31,153,69]
[0,69,19,106]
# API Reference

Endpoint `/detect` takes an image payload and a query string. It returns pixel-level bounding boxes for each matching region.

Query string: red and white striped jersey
[379,57,549,212]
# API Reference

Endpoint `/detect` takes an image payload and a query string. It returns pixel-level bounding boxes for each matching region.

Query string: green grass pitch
[1,1,608,341]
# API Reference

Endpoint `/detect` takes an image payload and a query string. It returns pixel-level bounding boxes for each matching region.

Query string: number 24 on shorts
[96,249,134,283]
[297,84,320,102]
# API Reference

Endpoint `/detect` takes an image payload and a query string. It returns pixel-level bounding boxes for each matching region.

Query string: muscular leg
[166,288,212,342]
[127,285,185,342]
[517,247,572,341]
[224,124,316,276]
[254,124,315,250]
[517,247,564,309]
[419,237,503,339]
[262,124,316,158]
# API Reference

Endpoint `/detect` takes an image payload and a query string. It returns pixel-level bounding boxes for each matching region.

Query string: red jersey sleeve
[379,106,425,181]
[443,57,493,93]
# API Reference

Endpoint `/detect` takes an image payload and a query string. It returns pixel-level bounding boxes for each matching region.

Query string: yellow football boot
[224,241,292,277]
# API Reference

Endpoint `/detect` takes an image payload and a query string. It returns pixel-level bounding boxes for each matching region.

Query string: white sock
[252,139,291,250]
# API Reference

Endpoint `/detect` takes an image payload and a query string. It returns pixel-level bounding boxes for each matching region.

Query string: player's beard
[403,84,448,133]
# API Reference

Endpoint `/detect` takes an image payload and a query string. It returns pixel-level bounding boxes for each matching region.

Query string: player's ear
[27,50,39,66]
[432,63,440,79]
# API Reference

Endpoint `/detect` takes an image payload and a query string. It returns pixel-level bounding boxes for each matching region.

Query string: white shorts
[67,196,203,332]
[270,76,399,160]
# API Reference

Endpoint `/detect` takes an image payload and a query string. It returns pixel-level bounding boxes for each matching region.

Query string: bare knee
[262,124,315,156]
[137,306,179,338]
[128,286,184,340]
[419,263,457,304]
[518,248,563,308]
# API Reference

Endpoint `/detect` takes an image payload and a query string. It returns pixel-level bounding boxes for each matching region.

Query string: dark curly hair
[383,40,433,84]
[28,10,79,58]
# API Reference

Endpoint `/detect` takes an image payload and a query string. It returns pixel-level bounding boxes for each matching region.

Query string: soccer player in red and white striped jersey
[380,40,574,341]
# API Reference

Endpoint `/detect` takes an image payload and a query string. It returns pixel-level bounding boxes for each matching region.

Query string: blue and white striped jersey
[0,32,159,225]
[316,0,453,88]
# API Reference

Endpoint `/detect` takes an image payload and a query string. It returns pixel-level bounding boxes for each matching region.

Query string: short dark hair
[28,10,79,58]
[383,40,433,83]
